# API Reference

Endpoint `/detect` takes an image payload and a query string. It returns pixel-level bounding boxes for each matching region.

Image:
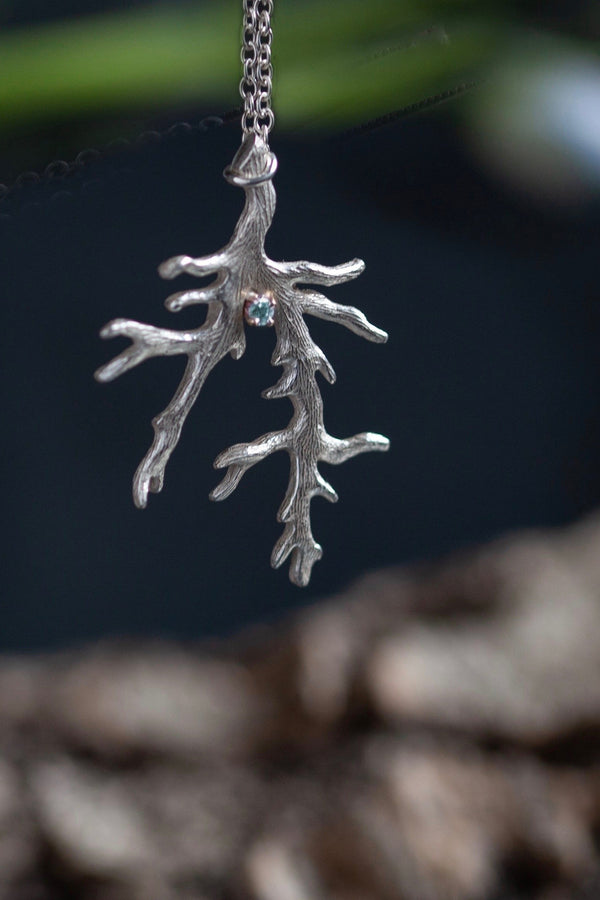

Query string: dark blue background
[1,4,599,651]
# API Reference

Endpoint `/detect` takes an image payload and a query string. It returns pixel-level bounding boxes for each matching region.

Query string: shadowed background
[1,0,599,650]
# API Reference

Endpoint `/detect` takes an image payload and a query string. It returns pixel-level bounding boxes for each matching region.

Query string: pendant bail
[223,134,278,188]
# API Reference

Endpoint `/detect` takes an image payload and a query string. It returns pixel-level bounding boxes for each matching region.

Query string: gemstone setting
[243,291,276,327]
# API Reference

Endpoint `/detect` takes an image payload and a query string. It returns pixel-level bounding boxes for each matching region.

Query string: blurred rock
[45,648,268,759]
[368,518,600,743]
[1,514,600,898]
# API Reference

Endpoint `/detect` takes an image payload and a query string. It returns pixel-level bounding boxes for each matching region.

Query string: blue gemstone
[244,294,275,327]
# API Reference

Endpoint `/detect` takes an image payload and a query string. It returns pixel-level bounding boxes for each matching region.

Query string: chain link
[240,0,274,142]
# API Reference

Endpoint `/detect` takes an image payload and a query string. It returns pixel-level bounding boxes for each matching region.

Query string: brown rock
[1,514,600,898]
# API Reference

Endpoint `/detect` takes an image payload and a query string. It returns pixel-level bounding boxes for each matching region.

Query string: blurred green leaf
[0,0,550,133]
[277,22,499,129]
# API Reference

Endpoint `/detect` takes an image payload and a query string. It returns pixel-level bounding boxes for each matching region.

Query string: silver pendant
[96,135,389,586]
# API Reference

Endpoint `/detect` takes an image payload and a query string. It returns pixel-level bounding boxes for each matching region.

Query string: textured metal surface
[240,0,274,140]
[96,134,389,586]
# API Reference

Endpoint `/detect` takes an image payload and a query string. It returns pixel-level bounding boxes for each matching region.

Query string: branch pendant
[96,135,389,586]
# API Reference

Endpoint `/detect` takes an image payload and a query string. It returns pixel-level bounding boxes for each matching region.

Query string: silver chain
[240,0,274,142]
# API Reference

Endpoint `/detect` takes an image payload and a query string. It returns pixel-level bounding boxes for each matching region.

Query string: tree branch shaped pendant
[96,135,389,586]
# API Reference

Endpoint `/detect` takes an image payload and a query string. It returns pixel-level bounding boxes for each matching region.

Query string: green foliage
[0,0,590,133]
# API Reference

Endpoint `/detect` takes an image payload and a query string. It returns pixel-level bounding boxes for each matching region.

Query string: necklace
[95,0,389,587]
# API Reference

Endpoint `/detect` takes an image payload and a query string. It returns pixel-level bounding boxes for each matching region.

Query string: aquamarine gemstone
[244,293,275,327]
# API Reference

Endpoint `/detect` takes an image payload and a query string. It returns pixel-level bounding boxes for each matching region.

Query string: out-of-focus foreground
[1,514,600,900]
